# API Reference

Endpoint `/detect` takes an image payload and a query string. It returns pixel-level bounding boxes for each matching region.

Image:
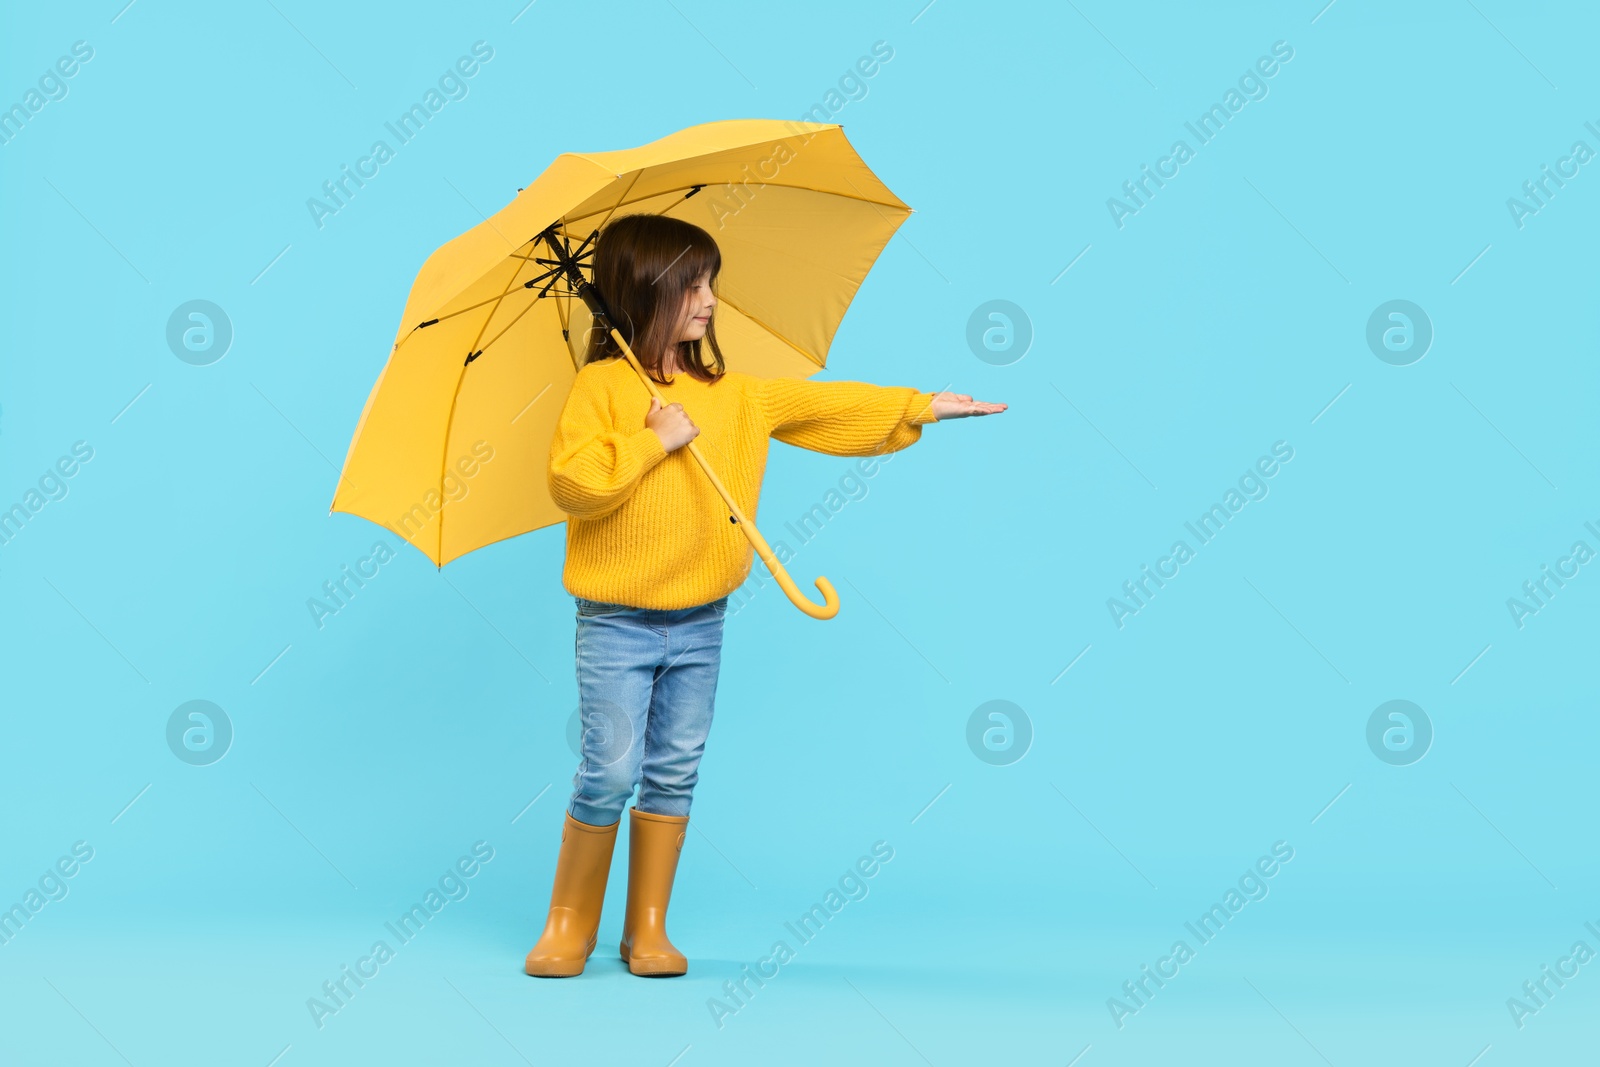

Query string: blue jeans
[566,594,728,827]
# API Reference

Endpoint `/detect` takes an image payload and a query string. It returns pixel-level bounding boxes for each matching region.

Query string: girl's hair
[582,213,726,385]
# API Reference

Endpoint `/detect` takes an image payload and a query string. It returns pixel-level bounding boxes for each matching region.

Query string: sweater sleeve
[547,371,669,520]
[756,376,940,457]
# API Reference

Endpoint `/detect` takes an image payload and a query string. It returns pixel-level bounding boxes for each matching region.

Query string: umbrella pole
[610,328,841,621]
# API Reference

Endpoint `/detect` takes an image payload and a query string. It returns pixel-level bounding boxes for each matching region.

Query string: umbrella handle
[610,330,842,621]
[720,499,841,621]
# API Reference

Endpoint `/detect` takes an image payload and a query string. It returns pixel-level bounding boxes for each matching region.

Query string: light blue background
[3,1,1597,1064]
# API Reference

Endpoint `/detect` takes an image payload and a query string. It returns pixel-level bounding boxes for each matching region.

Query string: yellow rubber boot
[524,813,619,977]
[618,807,690,976]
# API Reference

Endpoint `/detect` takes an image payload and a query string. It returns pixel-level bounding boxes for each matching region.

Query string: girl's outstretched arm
[756,377,942,457]
[548,373,668,520]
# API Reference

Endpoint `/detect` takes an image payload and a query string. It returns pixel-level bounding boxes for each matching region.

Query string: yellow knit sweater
[548,356,940,609]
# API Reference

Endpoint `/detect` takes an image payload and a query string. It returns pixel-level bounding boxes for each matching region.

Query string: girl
[523,213,1006,978]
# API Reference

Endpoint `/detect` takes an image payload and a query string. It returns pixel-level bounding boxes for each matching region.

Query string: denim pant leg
[636,600,726,818]
[567,603,657,827]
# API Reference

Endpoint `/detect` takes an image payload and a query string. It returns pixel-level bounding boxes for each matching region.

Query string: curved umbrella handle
[736,511,841,621]
[610,330,841,620]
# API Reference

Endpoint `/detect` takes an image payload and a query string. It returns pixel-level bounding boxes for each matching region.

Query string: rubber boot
[523,812,619,977]
[618,806,690,976]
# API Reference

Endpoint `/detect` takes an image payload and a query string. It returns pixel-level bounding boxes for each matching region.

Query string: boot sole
[524,934,598,977]
[619,941,687,976]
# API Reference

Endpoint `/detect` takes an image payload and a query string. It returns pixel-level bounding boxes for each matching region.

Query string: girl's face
[671,269,717,344]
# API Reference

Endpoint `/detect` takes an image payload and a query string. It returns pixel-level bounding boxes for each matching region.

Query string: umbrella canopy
[330,118,912,570]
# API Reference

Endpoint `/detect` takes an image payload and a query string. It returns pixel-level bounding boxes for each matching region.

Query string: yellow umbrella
[330,118,912,619]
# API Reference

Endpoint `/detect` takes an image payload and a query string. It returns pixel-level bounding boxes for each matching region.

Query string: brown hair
[582,213,726,385]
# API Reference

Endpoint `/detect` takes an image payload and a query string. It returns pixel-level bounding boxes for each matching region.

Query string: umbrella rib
[556,286,572,340]
[566,180,909,222]
[398,289,526,339]
[434,257,533,560]
[474,289,543,361]
[594,171,645,233]
[393,258,564,353]
[481,231,602,368]
[464,257,533,357]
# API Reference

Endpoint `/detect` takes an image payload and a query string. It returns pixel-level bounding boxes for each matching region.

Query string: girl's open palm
[931,391,1007,419]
